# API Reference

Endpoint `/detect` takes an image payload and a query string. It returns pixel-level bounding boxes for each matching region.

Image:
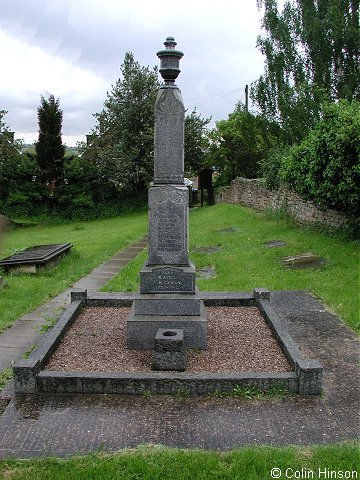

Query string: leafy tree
[207,103,283,186]
[83,52,160,195]
[251,0,360,142]
[0,110,19,161]
[35,95,65,186]
[184,109,211,177]
[83,53,211,192]
[280,100,360,215]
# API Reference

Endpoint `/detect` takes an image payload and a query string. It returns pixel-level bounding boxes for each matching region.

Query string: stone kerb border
[12,288,323,395]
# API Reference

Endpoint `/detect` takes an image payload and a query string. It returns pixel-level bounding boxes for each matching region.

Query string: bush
[280,100,360,216]
[260,146,291,190]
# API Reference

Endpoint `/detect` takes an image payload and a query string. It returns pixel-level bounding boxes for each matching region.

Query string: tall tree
[184,109,211,177]
[84,52,160,194]
[83,52,211,193]
[35,95,65,186]
[207,103,282,185]
[251,0,359,142]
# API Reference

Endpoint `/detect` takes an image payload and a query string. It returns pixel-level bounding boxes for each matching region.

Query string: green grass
[0,210,147,332]
[103,204,359,332]
[0,444,358,479]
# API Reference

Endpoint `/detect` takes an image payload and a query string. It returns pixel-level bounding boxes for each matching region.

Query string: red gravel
[45,306,291,373]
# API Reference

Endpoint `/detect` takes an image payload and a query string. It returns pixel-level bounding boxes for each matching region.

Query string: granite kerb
[13,299,84,394]
[12,288,322,395]
[256,297,323,394]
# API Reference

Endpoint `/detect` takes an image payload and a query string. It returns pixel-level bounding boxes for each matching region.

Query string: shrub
[280,100,360,216]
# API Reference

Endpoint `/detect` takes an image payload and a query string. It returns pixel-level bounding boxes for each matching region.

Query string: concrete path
[0,290,358,458]
[0,236,148,372]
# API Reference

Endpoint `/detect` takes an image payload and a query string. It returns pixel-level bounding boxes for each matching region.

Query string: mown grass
[104,204,359,332]
[0,210,147,332]
[0,444,358,479]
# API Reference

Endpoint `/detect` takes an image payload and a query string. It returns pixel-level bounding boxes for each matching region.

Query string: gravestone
[127,37,207,350]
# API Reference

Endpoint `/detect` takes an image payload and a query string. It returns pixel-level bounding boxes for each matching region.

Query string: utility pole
[245,84,249,112]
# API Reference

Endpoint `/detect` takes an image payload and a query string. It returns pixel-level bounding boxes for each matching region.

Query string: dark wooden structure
[198,168,214,206]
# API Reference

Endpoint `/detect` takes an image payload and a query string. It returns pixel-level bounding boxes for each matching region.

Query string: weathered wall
[215,177,347,229]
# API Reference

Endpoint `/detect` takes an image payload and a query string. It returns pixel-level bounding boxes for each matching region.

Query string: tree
[83,53,211,193]
[35,95,65,186]
[83,52,160,195]
[207,103,283,185]
[184,109,211,177]
[251,0,360,142]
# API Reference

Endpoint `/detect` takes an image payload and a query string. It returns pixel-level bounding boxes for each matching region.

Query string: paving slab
[0,290,358,458]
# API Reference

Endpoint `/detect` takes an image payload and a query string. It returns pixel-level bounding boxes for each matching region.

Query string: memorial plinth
[127,37,207,350]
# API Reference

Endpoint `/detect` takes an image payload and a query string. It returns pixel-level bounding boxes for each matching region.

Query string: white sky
[0,0,267,146]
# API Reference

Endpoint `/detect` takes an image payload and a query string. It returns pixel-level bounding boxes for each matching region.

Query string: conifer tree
[35,95,65,186]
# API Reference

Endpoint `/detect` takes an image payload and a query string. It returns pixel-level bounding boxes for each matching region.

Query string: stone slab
[133,293,201,316]
[147,184,190,266]
[140,263,195,294]
[126,302,207,350]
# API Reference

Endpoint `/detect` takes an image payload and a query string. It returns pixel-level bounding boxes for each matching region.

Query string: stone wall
[215,177,348,230]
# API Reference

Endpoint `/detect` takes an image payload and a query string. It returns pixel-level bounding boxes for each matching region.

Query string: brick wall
[215,177,347,229]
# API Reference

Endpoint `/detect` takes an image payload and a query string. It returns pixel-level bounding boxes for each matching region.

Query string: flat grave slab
[282,252,326,269]
[0,243,72,273]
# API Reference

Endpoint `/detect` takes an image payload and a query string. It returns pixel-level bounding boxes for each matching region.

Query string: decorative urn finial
[157,36,184,85]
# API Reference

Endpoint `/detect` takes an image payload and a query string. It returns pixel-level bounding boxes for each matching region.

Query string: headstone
[127,37,207,350]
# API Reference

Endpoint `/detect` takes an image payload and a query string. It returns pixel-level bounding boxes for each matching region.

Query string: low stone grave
[12,288,323,396]
[283,253,326,269]
[0,243,72,273]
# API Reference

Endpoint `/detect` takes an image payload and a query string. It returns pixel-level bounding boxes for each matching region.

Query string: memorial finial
[157,36,184,85]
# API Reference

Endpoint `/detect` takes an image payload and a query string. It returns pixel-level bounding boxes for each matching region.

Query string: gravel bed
[45,306,291,373]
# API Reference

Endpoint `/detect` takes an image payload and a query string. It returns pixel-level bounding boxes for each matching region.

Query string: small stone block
[71,288,87,304]
[254,288,271,300]
[152,328,187,371]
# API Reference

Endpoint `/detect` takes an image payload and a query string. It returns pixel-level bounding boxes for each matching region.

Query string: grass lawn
[104,204,359,332]
[0,444,358,479]
[0,210,147,332]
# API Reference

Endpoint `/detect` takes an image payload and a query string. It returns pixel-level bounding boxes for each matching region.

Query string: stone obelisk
[126,37,207,350]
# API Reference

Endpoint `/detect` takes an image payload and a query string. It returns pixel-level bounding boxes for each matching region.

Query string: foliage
[280,100,360,216]
[207,103,283,186]
[252,0,360,142]
[0,111,44,217]
[81,52,160,196]
[184,109,211,176]
[35,95,65,185]
[81,53,211,193]
[260,144,291,190]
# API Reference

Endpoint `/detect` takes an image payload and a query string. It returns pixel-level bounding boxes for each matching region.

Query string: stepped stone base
[133,292,201,316]
[126,302,207,350]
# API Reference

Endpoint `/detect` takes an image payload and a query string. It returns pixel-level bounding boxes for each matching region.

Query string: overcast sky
[0,0,268,146]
